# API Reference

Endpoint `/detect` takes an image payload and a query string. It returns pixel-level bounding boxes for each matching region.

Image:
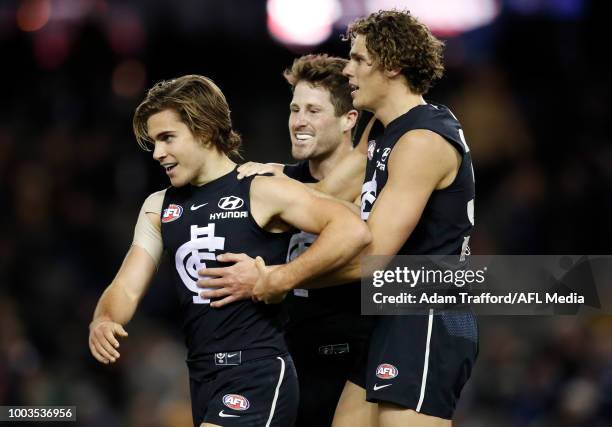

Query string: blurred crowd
[1,1,611,426]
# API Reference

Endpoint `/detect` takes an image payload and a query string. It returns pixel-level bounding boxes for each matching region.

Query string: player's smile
[148,109,215,187]
[162,162,177,174]
[288,81,346,162]
[294,132,315,141]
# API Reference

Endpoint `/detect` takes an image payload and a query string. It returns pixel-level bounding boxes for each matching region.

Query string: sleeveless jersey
[161,169,291,362]
[361,103,475,256]
[283,161,362,325]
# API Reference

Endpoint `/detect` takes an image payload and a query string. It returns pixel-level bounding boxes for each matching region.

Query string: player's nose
[342,62,354,78]
[291,112,308,129]
[152,142,166,161]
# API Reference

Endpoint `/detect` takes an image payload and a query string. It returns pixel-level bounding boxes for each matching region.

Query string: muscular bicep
[252,176,357,235]
[365,132,455,256]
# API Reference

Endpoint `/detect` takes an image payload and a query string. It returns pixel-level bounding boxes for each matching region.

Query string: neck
[374,82,426,126]
[192,149,236,186]
[308,135,353,181]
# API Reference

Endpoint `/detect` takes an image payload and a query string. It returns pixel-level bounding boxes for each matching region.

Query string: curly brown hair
[283,54,354,116]
[346,10,445,95]
[133,75,241,157]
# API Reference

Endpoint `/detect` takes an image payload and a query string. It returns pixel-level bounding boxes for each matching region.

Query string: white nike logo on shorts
[219,410,240,418]
[373,383,392,391]
[191,203,208,210]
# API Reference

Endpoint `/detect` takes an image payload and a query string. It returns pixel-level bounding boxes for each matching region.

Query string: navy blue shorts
[365,310,478,419]
[286,314,372,426]
[189,354,298,426]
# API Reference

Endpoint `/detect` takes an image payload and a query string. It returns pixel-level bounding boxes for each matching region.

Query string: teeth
[163,163,177,171]
[295,134,313,141]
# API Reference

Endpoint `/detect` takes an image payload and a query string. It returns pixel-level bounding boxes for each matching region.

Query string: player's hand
[198,253,259,308]
[88,319,128,364]
[252,257,289,304]
[237,162,285,180]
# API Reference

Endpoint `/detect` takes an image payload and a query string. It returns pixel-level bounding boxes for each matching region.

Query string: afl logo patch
[223,394,250,411]
[162,204,183,223]
[367,140,376,160]
[376,363,398,379]
[218,196,244,210]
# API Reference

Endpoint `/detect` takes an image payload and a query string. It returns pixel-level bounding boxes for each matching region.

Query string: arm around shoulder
[250,175,371,295]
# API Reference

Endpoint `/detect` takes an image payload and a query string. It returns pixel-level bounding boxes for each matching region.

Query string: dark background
[1,0,611,426]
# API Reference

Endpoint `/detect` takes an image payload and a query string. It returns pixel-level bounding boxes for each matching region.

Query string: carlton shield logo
[376,363,399,379]
[162,204,183,223]
[223,394,250,411]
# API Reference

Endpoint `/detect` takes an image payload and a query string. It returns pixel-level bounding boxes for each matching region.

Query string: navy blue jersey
[282,161,362,325]
[361,103,475,256]
[161,169,291,362]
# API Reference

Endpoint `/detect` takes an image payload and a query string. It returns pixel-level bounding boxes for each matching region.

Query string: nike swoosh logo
[219,411,240,418]
[191,203,208,211]
[227,353,238,358]
[373,383,392,391]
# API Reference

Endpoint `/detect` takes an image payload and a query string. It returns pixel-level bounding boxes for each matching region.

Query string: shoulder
[251,175,305,198]
[142,189,167,215]
[388,130,459,184]
[394,129,453,156]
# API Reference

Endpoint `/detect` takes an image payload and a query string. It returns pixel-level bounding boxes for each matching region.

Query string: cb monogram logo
[218,196,244,210]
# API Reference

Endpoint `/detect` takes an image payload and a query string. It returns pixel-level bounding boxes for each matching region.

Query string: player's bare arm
[89,194,163,364]
[197,175,371,306]
[196,130,458,301]
[237,151,366,202]
[302,129,462,287]
[238,162,360,215]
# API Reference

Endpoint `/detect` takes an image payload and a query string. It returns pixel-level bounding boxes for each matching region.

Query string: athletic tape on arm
[132,190,165,267]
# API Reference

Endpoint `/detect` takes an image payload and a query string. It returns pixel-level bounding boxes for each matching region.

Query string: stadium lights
[365,0,501,36]
[267,0,341,48]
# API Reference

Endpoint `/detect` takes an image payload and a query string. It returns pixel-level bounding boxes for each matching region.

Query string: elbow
[353,220,372,251]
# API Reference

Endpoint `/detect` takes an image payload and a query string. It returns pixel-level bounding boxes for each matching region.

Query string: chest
[161,189,252,254]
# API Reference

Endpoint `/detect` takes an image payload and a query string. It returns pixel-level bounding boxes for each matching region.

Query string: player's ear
[384,67,402,78]
[342,109,359,133]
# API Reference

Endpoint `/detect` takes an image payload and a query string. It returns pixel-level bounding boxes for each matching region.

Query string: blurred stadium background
[1,0,611,426]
